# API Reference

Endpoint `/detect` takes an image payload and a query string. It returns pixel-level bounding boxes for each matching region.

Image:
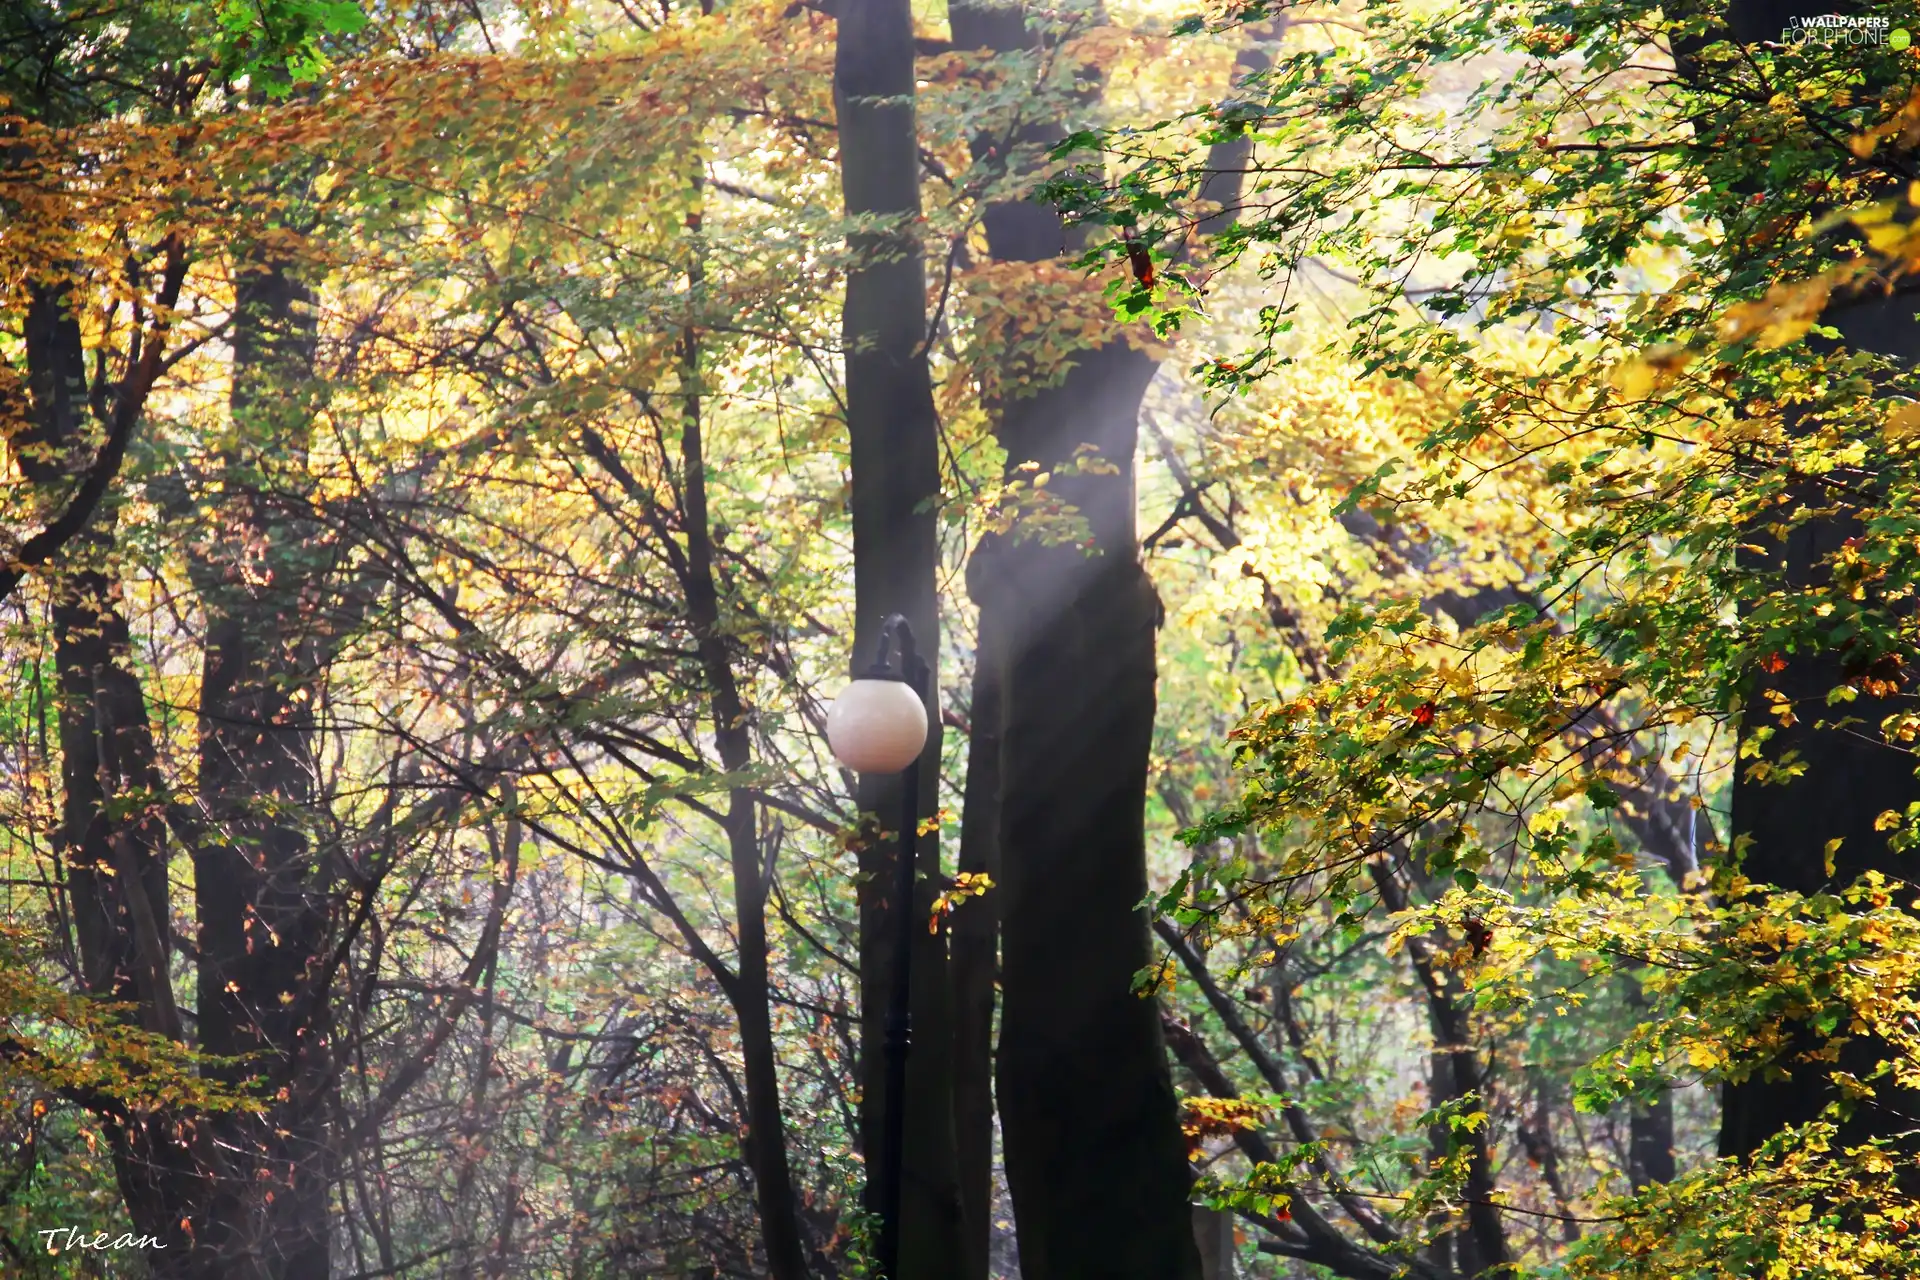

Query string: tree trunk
[985,360,1199,1280]
[945,9,1035,1274]
[834,1,965,1276]
[1371,865,1508,1277]
[950,599,1002,1280]
[1628,1091,1675,1189]
[19,285,174,1024]
[18,280,217,1271]
[1193,1207,1237,1280]
[679,302,816,1280]
[1620,976,1673,1189]
[944,7,1204,1276]
[1708,0,1920,1164]
[1719,284,1920,1160]
[186,262,333,1280]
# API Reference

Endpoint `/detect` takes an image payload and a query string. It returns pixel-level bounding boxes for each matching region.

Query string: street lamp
[825,613,930,1280]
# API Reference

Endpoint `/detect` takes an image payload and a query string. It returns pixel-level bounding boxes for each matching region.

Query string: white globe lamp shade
[826,678,929,774]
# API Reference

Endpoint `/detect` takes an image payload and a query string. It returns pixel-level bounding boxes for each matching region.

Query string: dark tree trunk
[1620,977,1674,1189]
[942,7,1214,1276]
[19,285,175,1026]
[950,599,1002,1280]
[185,262,333,1280]
[1718,286,1920,1158]
[945,10,1037,1274]
[949,127,1201,1280]
[1628,1091,1675,1189]
[18,280,214,1271]
[677,317,815,1280]
[834,1,965,1276]
[15,206,337,1280]
[982,345,1199,1280]
[1708,0,1920,1164]
[1371,866,1508,1278]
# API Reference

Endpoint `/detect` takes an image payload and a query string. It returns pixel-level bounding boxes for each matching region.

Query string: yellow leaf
[1612,345,1693,398]
[1864,221,1914,254]
[1717,279,1832,349]
[1884,401,1920,440]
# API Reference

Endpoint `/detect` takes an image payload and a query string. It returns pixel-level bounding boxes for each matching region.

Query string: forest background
[4,0,1919,1277]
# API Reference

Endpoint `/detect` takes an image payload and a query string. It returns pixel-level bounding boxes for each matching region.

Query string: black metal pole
[873,615,925,1280]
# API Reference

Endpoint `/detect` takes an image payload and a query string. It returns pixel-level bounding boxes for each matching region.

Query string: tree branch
[0,234,188,605]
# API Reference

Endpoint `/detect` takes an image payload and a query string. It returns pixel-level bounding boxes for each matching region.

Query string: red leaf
[1126,238,1154,287]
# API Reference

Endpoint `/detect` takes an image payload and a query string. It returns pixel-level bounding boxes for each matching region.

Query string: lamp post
[825,613,930,1280]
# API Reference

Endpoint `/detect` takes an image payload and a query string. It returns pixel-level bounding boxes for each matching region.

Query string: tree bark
[1709,0,1920,1165]
[1,235,183,605]
[950,598,1002,1280]
[679,294,815,1280]
[834,1,965,1276]
[945,10,1033,1274]
[1719,298,1920,1157]
[1718,298,1920,1157]
[17,278,219,1275]
[1627,1091,1675,1189]
[982,340,1198,1280]
[1193,1207,1237,1280]
[1620,977,1674,1189]
[186,261,333,1280]
[943,6,1229,1276]
[1371,865,1508,1278]
[18,285,175,1022]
